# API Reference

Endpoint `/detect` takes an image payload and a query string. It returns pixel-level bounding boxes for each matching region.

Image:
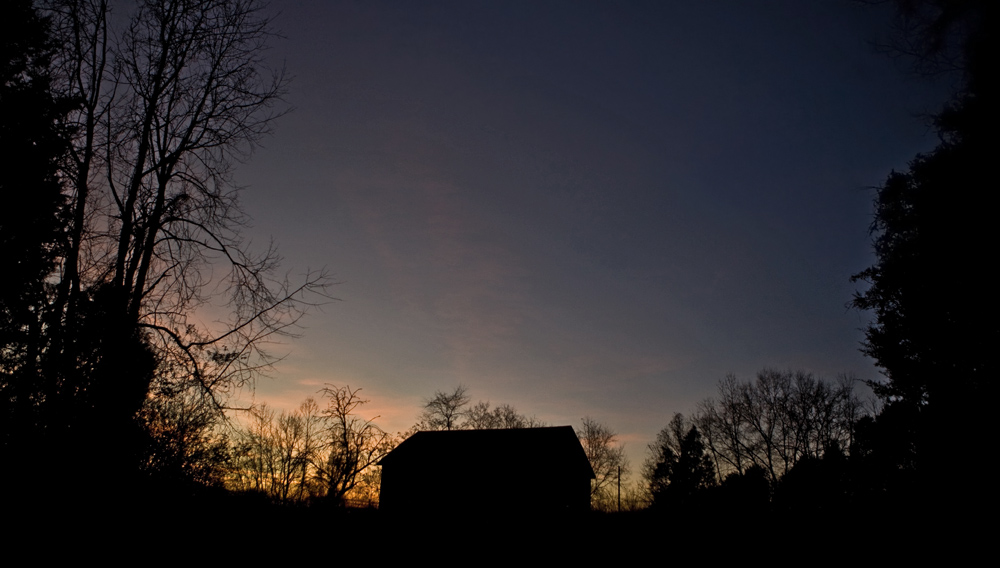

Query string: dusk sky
[225,0,952,467]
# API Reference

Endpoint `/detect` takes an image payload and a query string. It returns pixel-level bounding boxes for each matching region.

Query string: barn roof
[378,425,595,479]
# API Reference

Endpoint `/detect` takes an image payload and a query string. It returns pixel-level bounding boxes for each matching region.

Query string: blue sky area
[225,1,952,469]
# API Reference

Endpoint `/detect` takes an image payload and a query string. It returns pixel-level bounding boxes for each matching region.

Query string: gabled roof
[379,425,595,479]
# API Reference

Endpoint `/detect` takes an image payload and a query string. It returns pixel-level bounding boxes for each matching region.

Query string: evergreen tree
[0,0,69,451]
[851,0,995,513]
[645,414,715,510]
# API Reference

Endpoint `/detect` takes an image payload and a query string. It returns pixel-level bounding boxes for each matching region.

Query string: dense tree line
[643,370,865,513]
[695,370,862,483]
[226,386,393,506]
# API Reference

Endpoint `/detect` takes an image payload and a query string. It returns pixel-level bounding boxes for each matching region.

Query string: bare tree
[859,0,987,80]
[228,402,303,500]
[44,0,114,325]
[410,387,545,433]
[315,385,395,504]
[270,398,325,502]
[34,0,328,435]
[418,385,471,431]
[348,466,382,508]
[465,401,545,430]
[107,0,328,404]
[695,377,755,480]
[229,402,276,495]
[577,417,629,511]
[227,388,394,505]
[695,369,864,484]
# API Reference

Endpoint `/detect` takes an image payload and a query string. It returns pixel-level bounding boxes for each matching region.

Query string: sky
[225,0,952,468]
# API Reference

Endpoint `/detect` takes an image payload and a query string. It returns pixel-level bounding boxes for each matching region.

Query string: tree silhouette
[645,414,715,510]
[577,417,629,511]
[465,401,544,430]
[418,386,471,431]
[695,370,863,484]
[0,1,66,334]
[852,1,994,399]
[851,119,993,409]
[852,2,994,423]
[140,391,230,489]
[1,0,81,492]
[316,385,394,505]
[226,387,393,506]
[1,0,65,384]
[851,0,994,513]
[0,0,329,499]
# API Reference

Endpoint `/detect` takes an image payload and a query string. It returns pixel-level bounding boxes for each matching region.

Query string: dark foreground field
[7,489,986,564]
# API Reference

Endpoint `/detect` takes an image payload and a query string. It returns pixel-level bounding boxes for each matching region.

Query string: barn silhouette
[378,426,595,514]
